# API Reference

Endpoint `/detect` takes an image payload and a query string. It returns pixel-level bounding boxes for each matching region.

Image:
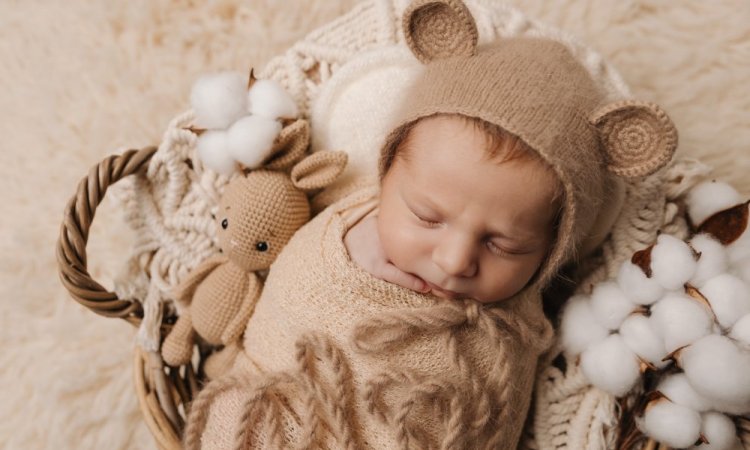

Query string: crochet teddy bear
[161,119,347,379]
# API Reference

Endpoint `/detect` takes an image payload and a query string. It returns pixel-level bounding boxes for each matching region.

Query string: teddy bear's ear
[290,151,348,192]
[263,119,310,171]
[591,100,678,179]
[402,0,478,64]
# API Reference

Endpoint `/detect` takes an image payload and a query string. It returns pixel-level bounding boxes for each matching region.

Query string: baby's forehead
[405,115,539,164]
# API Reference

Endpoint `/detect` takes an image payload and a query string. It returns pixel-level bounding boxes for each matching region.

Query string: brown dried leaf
[638,358,657,373]
[183,126,206,136]
[697,200,750,245]
[631,245,654,278]
[686,242,702,261]
[662,345,687,366]
[247,67,257,90]
[684,284,716,320]
[643,391,668,412]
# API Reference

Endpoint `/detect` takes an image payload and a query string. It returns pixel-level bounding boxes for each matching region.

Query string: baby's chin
[424,280,511,304]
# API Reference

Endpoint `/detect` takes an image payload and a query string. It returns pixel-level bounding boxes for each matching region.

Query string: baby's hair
[380,113,563,204]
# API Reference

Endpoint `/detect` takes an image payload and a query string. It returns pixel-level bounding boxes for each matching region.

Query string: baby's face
[378,115,560,303]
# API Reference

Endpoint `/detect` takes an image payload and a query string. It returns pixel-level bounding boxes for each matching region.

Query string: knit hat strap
[402,0,478,64]
[591,100,678,178]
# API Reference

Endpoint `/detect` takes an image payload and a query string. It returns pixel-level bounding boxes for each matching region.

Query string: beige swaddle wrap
[189,185,554,450]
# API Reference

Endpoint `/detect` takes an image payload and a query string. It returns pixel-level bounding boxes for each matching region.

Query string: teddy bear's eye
[256,241,269,252]
[221,219,229,230]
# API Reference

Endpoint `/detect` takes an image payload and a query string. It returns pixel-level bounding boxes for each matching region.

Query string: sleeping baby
[185,0,679,448]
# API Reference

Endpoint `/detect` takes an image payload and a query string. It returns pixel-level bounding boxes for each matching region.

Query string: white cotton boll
[681,334,750,408]
[196,130,236,175]
[651,234,698,291]
[730,314,750,349]
[580,334,640,396]
[689,234,729,288]
[709,398,750,416]
[589,281,637,330]
[226,115,283,169]
[190,72,249,129]
[617,261,664,305]
[657,373,713,412]
[620,314,668,367]
[700,274,750,329]
[560,295,609,355]
[650,293,713,353]
[247,79,298,120]
[686,180,742,227]
[727,230,750,268]
[688,412,741,450]
[732,258,750,286]
[640,399,702,449]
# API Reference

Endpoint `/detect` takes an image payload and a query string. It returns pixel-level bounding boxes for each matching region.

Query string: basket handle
[56,146,158,325]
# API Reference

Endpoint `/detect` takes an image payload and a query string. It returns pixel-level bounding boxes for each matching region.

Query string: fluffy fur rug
[1,0,747,448]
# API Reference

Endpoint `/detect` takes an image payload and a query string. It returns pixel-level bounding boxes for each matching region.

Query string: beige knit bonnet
[380,0,679,287]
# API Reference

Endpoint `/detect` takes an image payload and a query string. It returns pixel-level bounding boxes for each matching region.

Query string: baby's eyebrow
[487,221,544,246]
[404,190,442,217]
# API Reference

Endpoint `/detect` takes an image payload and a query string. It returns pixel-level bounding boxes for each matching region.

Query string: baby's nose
[432,234,478,278]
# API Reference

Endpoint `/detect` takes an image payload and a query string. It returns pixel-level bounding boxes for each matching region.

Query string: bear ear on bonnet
[402,0,478,63]
[590,100,678,178]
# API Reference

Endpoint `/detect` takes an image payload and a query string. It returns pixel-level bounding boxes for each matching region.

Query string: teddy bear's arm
[220,274,263,344]
[161,310,196,366]
[172,254,227,304]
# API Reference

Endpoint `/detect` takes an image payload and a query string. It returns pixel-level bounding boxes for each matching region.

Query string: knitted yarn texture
[189,185,555,449]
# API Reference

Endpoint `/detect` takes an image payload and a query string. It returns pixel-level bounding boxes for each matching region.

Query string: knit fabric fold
[190,185,554,449]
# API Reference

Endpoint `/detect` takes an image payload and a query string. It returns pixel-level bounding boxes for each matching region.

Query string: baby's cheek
[382,222,424,265]
[484,257,544,301]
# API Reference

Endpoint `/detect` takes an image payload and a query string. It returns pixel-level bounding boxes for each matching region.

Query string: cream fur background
[1,1,747,449]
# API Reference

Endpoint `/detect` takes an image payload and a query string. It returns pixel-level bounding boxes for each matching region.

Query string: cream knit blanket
[189,185,555,449]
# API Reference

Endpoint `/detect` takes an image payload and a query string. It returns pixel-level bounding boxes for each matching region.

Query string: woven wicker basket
[54,1,750,449]
[56,147,194,450]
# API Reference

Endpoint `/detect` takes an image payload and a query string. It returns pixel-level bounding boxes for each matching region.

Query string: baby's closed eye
[486,239,519,257]
[407,203,442,227]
